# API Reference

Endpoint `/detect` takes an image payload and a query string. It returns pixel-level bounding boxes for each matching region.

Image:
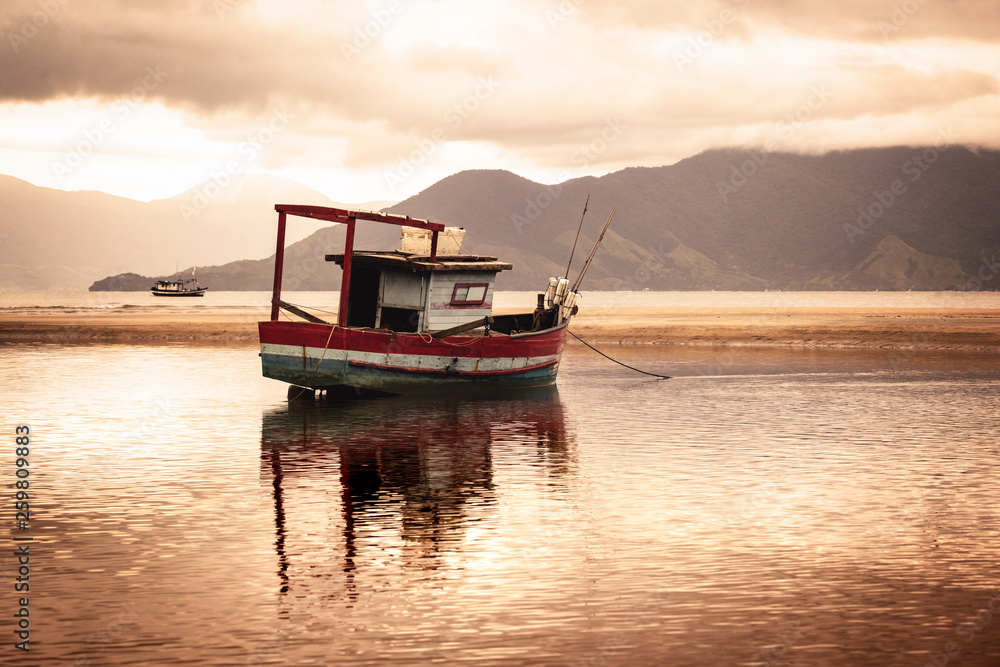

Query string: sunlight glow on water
[2,343,999,665]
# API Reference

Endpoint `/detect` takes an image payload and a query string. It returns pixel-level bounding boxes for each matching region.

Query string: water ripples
[2,344,999,665]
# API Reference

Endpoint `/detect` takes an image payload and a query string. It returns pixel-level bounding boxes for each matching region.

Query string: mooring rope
[568,330,671,380]
[281,301,339,316]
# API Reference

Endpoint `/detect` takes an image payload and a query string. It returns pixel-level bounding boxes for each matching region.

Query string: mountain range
[2,146,998,292]
[380,146,999,292]
[0,172,390,291]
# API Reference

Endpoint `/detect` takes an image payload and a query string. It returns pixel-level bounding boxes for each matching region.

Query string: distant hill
[18,145,1000,292]
[91,223,399,292]
[383,147,1000,291]
[0,173,388,291]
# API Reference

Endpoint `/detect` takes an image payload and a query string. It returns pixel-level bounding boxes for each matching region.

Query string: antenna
[564,194,589,279]
[572,208,616,292]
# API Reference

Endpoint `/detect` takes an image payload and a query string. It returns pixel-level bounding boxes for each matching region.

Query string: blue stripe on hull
[261,353,559,394]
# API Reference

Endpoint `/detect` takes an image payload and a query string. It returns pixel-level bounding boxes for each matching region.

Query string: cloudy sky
[1,0,998,204]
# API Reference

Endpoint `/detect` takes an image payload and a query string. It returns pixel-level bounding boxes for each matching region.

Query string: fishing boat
[150,277,207,297]
[258,204,589,397]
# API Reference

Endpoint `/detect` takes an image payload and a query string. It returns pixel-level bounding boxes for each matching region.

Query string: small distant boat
[150,278,207,297]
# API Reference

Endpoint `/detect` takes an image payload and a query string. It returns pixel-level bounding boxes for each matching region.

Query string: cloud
[565,0,1000,43]
[1,4,363,112]
[1,0,999,200]
[0,1,520,133]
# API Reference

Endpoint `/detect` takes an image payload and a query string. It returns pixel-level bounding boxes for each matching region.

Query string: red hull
[258,319,569,394]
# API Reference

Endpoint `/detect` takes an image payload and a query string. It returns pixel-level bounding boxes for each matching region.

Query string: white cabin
[327,227,512,333]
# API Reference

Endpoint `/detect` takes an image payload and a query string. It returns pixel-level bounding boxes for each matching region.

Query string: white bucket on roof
[401,227,465,255]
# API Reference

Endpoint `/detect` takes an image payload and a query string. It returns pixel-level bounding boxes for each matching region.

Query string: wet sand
[2,306,998,351]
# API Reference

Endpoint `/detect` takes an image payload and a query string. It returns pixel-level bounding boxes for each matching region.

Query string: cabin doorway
[378,307,421,332]
[346,267,380,328]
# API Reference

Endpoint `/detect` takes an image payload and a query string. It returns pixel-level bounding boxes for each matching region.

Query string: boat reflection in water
[259,387,572,608]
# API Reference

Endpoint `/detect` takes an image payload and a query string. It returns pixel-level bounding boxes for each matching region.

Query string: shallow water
[2,342,999,665]
[3,289,999,313]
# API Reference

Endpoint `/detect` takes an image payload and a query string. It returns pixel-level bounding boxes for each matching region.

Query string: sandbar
[1,305,997,352]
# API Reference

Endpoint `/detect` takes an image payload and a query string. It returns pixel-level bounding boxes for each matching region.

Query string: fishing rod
[571,208,615,292]
[562,207,669,379]
[564,194,589,279]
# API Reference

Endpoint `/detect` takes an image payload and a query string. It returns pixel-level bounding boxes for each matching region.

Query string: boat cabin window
[450,283,489,306]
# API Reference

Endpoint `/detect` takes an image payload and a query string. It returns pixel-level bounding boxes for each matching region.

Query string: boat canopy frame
[269,204,446,326]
